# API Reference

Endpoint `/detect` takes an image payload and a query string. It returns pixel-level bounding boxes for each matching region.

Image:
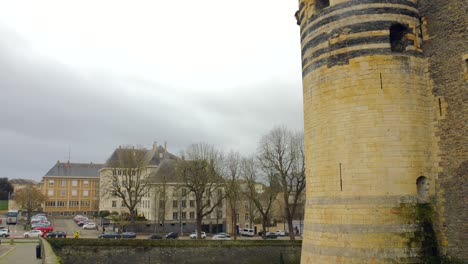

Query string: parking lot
[50,218,100,238]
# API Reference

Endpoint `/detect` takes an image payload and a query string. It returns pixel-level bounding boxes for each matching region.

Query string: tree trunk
[232,208,237,240]
[262,215,268,240]
[196,214,203,239]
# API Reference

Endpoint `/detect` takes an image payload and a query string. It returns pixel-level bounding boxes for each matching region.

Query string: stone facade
[296,0,466,263]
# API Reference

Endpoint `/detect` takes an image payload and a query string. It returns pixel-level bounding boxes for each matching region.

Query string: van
[240,228,254,237]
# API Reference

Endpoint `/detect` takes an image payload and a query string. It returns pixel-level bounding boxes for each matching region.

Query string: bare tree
[13,185,45,228]
[258,127,306,240]
[241,156,279,239]
[176,143,225,239]
[101,148,152,223]
[224,151,242,240]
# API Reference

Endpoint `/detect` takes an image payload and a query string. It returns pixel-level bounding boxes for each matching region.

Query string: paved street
[0,242,42,264]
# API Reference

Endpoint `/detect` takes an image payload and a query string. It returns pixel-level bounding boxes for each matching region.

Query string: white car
[212,234,231,240]
[189,231,206,239]
[274,230,286,236]
[24,230,43,238]
[0,229,9,238]
[83,223,96,230]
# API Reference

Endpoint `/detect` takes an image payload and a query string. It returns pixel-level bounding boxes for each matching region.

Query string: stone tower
[296,0,467,263]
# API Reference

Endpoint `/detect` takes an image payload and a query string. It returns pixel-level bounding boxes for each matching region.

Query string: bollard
[36,244,41,259]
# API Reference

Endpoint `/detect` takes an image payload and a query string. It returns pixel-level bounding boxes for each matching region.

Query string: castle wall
[418,0,468,261]
[297,1,438,263]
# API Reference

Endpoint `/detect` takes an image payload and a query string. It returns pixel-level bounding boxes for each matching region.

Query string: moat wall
[47,239,302,264]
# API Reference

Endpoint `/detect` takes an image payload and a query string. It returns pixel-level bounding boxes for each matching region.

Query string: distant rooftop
[44,161,104,178]
[105,142,178,168]
[9,178,38,185]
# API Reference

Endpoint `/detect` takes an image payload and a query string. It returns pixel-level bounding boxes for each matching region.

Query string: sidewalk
[0,243,42,264]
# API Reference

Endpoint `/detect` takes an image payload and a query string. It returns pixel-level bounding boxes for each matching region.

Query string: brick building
[41,161,102,216]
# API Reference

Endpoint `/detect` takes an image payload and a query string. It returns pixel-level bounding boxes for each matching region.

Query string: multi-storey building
[41,161,102,216]
[99,143,227,233]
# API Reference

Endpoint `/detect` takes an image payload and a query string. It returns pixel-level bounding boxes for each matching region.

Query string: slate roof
[150,159,183,183]
[105,145,177,168]
[44,161,104,178]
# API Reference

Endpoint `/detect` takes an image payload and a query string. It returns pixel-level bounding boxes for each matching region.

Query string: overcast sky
[0,0,304,181]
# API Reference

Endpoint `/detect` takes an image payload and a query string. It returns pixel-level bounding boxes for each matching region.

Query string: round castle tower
[296,0,436,263]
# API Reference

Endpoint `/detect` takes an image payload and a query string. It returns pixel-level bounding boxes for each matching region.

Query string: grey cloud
[0,25,303,180]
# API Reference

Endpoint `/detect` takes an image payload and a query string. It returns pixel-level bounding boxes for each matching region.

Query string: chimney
[153,141,157,152]
[57,160,60,164]
[164,141,167,153]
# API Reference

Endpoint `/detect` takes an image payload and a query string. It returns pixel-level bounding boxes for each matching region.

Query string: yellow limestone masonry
[294,0,449,263]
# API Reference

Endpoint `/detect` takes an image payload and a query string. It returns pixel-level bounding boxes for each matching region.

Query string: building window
[236,213,240,222]
[182,188,187,197]
[207,200,211,207]
[81,200,90,207]
[189,212,195,219]
[61,180,66,187]
[244,202,249,211]
[173,200,178,208]
[83,180,89,187]
[60,190,66,197]
[45,201,56,207]
[83,190,89,197]
[181,212,187,220]
[68,201,78,207]
[57,201,66,207]
[121,200,125,207]
[112,201,117,207]
[245,213,249,221]
[190,200,195,208]
[390,23,410,52]
[72,190,77,196]
[417,176,429,202]
[72,180,78,187]
[181,200,186,208]
[159,200,165,208]
[48,190,54,196]
[48,180,54,186]
[173,212,178,220]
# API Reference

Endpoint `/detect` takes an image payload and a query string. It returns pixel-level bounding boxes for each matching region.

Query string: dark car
[121,232,136,238]
[165,232,178,239]
[265,232,278,239]
[148,234,163,239]
[98,232,122,239]
[46,231,67,238]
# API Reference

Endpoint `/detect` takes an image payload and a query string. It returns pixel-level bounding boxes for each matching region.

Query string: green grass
[0,200,8,211]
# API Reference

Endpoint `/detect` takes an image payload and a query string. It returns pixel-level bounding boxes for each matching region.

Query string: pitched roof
[150,159,183,183]
[44,161,104,177]
[105,145,177,168]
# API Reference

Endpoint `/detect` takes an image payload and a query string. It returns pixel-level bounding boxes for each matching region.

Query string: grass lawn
[0,200,8,211]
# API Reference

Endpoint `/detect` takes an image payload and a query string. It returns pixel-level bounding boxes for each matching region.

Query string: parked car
[274,230,286,236]
[240,228,255,237]
[121,232,136,238]
[98,232,122,239]
[77,220,92,227]
[83,223,96,230]
[45,231,67,238]
[212,234,231,240]
[216,232,230,238]
[189,231,206,239]
[0,229,9,238]
[165,232,178,239]
[148,234,163,239]
[265,232,278,239]
[24,230,43,238]
[34,225,54,233]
